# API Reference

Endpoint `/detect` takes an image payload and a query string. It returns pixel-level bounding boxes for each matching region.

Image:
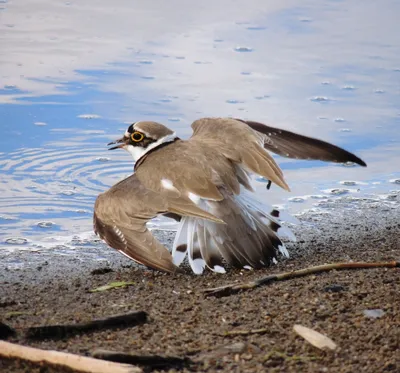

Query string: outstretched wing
[190,118,290,191]
[94,174,180,273]
[238,119,367,166]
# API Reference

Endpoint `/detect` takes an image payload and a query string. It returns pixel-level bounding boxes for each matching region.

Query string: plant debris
[293,324,337,350]
[25,311,147,340]
[89,281,135,293]
[202,261,399,297]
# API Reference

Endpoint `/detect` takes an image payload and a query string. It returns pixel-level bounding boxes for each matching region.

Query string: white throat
[124,132,177,162]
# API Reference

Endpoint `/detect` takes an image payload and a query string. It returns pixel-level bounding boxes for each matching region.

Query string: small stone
[91,267,113,275]
[323,284,346,293]
[0,321,16,339]
[363,309,385,319]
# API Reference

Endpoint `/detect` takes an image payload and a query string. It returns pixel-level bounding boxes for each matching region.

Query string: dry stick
[25,311,147,340]
[223,328,269,337]
[92,349,192,369]
[0,341,142,373]
[202,261,399,298]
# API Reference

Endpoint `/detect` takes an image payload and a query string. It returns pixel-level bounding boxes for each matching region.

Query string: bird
[94,117,366,274]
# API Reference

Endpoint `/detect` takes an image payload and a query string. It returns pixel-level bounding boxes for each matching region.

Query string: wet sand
[1,196,399,373]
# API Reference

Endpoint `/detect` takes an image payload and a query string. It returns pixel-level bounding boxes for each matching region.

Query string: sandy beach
[1,196,399,373]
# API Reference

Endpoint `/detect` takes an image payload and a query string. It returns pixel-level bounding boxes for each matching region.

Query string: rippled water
[1,0,399,253]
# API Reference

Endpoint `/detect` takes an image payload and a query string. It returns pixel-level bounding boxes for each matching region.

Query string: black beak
[107,137,128,150]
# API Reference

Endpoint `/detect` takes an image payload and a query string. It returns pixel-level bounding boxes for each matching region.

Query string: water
[1,0,399,253]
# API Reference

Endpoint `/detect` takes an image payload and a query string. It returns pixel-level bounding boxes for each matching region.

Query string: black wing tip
[356,158,367,167]
[342,153,367,167]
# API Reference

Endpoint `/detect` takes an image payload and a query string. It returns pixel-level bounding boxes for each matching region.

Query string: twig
[202,261,399,298]
[262,350,320,363]
[92,349,192,369]
[25,311,147,340]
[222,328,269,337]
[0,341,142,373]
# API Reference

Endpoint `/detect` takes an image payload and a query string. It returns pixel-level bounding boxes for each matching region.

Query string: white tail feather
[186,218,206,274]
[172,217,189,266]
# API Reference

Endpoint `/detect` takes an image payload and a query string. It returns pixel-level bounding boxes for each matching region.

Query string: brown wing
[134,138,246,198]
[94,174,224,273]
[190,118,290,191]
[94,175,178,273]
[238,119,367,166]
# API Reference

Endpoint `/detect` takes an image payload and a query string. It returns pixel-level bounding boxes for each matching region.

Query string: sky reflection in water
[0,0,399,248]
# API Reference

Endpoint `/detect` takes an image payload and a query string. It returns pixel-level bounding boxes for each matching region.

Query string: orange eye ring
[131,131,144,142]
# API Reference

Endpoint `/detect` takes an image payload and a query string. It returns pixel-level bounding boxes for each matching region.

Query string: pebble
[363,309,385,319]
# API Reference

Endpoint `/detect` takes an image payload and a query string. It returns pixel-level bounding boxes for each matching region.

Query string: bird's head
[108,121,177,161]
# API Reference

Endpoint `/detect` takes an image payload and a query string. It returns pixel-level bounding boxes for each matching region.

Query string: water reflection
[0,0,399,249]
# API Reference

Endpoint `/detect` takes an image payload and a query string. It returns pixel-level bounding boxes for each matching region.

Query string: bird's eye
[130,131,144,142]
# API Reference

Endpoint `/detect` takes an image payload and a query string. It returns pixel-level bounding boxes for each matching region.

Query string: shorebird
[94,118,366,274]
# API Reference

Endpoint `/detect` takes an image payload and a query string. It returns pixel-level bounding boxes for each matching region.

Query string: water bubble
[374,89,385,94]
[95,157,110,162]
[167,118,181,122]
[37,221,55,228]
[214,39,223,42]
[325,188,350,195]
[339,128,351,132]
[334,118,346,123]
[77,114,101,119]
[309,195,326,199]
[140,76,155,80]
[255,95,270,100]
[340,181,357,186]
[5,237,28,245]
[34,122,47,126]
[60,190,76,196]
[138,60,153,65]
[246,26,266,30]
[289,197,306,203]
[342,85,356,91]
[310,96,330,103]
[226,99,244,104]
[234,46,253,52]
[321,81,331,85]
[75,209,89,214]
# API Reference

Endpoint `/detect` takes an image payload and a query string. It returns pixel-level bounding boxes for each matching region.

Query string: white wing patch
[113,225,128,248]
[188,192,200,204]
[161,178,178,192]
